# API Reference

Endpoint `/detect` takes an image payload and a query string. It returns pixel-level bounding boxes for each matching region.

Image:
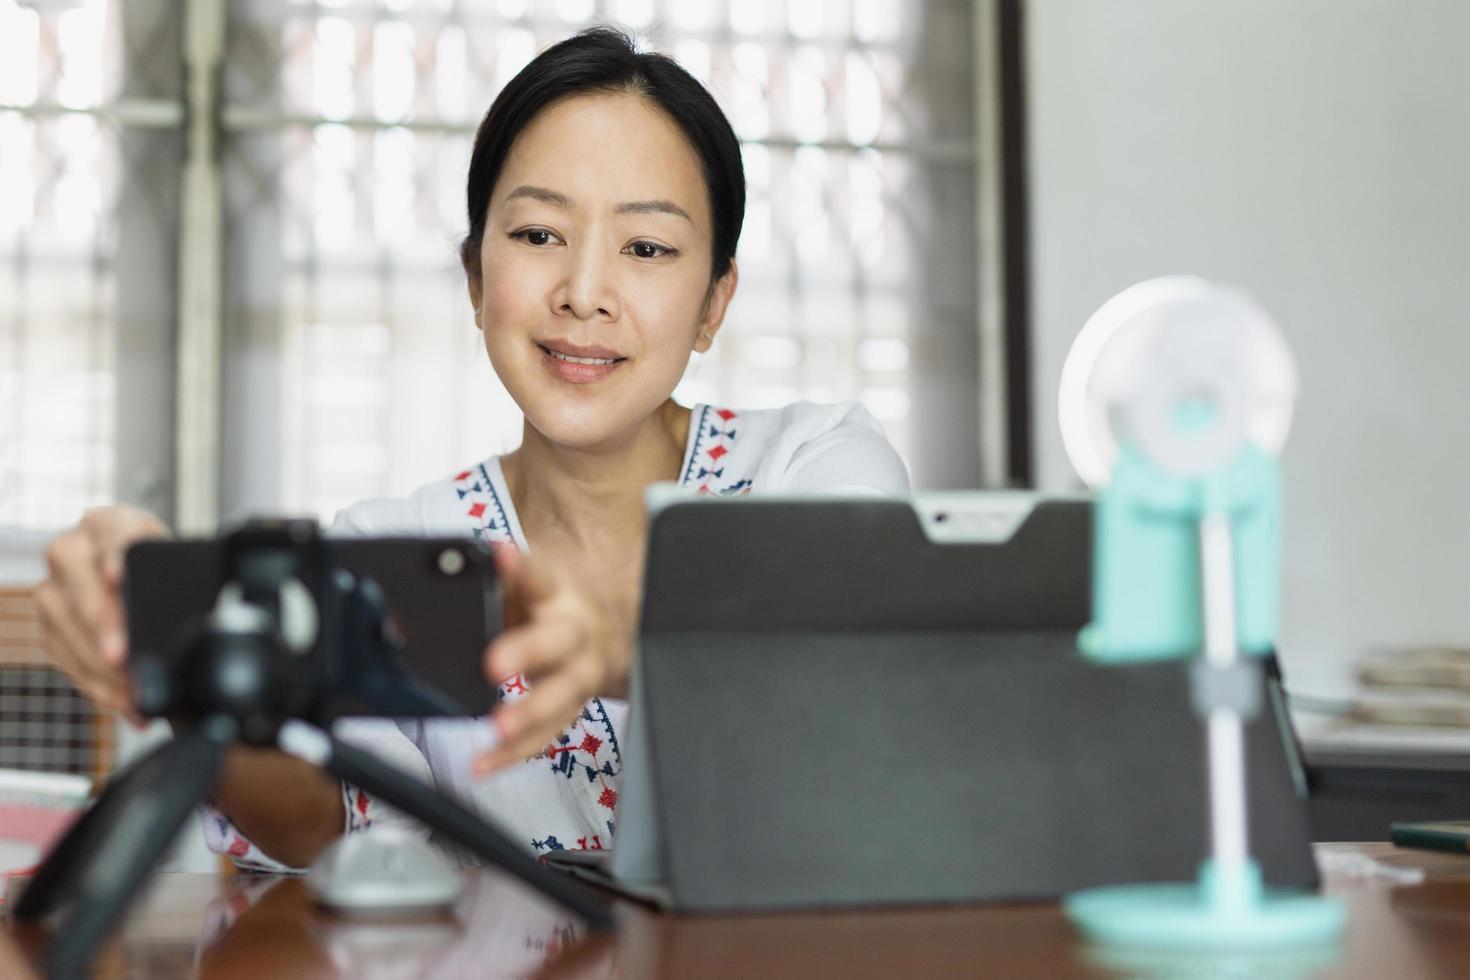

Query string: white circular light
[1058,276,1298,487]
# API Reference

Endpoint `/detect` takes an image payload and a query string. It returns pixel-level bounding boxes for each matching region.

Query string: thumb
[91,507,169,584]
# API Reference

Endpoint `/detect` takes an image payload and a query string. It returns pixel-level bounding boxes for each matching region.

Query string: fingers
[476,608,606,776]
[33,579,130,717]
[37,506,169,722]
[82,505,168,584]
[477,548,624,776]
[47,528,125,668]
[485,611,586,683]
[474,666,598,776]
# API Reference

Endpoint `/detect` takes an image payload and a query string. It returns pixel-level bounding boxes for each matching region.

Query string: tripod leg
[309,728,613,930]
[36,725,232,979]
[12,733,182,922]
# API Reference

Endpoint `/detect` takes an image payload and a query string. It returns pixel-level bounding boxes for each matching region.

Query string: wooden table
[6,843,1470,978]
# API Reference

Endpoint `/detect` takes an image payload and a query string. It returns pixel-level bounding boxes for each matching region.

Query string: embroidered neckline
[682,406,750,495]
[679,404,712,487]
[454,464,514,545]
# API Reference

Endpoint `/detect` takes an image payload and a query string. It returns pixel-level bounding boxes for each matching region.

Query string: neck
[503,399,692,551]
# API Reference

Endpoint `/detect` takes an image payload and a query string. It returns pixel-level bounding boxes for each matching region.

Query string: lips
[537,339,625,362]
[536,339,626,383]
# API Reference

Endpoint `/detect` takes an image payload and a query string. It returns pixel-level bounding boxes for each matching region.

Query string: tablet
[563,490,1319,912]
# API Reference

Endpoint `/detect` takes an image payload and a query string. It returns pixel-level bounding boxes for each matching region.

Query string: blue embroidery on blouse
[679,404,712,487]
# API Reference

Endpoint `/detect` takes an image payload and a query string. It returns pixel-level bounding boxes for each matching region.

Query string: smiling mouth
[537,343,626,366]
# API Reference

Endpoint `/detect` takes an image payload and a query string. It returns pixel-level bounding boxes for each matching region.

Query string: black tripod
[11,521,612,978]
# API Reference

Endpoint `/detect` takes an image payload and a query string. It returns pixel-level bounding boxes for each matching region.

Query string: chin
[490,344,685,450]
[521,390,655,450]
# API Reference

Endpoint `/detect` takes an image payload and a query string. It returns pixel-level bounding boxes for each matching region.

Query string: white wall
[1025,0,1470,695]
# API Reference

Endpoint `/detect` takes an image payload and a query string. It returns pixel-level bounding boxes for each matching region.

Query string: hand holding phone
[473,545,629,775]
[34,505,170,724]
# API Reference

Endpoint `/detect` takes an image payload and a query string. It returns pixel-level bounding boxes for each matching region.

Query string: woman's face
[471,91,737,451]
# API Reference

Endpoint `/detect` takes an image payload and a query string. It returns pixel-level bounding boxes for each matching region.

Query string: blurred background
[1,0,1468,862]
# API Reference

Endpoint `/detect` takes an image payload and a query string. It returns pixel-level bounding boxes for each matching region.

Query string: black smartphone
[123,536,501,716]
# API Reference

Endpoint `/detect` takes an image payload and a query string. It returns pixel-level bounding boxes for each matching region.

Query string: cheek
[478,256,548,379]
[631,272,709,349]
[626,298,701,393]
[480,247,542,324]
[632,293,686,344]
[484,277,529,331]
[476,268,539,391]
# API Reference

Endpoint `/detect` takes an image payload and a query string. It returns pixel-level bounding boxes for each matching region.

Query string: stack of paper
[1346,648,1470,727]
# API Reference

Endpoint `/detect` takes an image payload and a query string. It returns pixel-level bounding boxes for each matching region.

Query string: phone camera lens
[437,548,466,576]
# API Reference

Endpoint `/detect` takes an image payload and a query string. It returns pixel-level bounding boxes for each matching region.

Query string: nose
[553,239,619,321]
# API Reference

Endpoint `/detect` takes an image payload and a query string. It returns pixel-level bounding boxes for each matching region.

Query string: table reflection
[194,869,614,980]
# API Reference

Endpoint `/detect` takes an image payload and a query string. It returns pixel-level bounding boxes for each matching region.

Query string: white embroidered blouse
[202,400,910,869]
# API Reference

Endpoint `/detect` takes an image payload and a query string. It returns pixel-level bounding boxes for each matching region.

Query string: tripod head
[129,518,486,743]
[131,520,321,742]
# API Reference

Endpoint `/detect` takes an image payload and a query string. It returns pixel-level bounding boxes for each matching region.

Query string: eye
[511,228,561,247]
[625,240,674,260]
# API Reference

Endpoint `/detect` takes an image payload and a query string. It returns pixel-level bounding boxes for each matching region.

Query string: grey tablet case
[563,491,1319,912]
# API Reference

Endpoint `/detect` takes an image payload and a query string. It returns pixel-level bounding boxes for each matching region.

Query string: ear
[693,260,739,354]
[465,273,483,330]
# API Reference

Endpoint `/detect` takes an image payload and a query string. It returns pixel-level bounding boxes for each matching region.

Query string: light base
[1065,861,1345,951]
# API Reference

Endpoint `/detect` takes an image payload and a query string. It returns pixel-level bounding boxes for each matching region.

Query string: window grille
[1,0,177,779]
[0,0,123,529]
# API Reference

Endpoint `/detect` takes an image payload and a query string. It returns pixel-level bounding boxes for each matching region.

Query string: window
[0,0,123,528]
[218,0,980,520]
[1,0,179,778]
[4,0,983,530]
[0,0,993,796]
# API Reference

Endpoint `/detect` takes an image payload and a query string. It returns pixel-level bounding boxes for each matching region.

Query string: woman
[35,28,909,868]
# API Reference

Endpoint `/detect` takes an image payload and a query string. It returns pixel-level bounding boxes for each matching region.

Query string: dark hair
[459,27,745,284]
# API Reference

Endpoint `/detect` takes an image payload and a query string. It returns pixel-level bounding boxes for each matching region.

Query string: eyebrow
[506,185,572,208]
[614,199,692,222]
[505,185,692,223]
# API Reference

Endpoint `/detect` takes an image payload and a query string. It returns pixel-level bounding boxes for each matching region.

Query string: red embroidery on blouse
[695,408,740,494]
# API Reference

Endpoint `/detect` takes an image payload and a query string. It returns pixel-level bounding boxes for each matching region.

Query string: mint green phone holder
[1058,278,1345,950]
